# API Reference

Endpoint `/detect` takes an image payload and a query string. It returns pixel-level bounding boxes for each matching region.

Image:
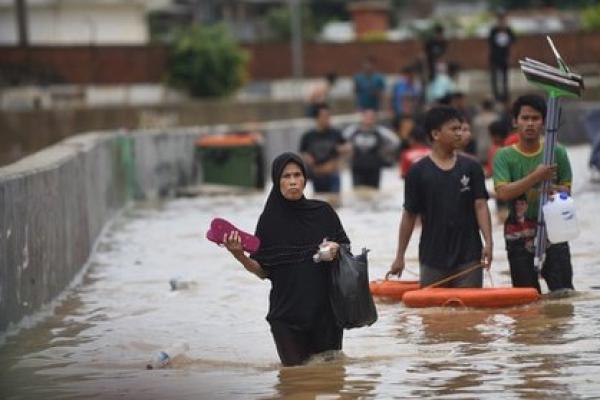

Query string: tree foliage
[265,4,317,40]
[582,3,600,30]
[167,24,248,97]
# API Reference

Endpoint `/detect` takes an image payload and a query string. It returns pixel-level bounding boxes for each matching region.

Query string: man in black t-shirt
[488,11,515,102]
[299,104,351,193]
[343,109,400,189]
[387,106,493,287]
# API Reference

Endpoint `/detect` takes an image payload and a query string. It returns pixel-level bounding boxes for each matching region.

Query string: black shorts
[269,317,343,366]
[311,173,341,193]
[351,168,381,189]
[420,261,483,288]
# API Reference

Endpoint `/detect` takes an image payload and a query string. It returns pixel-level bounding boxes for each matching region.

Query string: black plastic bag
[329,245,378,329]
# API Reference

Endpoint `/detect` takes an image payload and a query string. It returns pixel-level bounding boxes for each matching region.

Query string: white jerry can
[543,192,580,244]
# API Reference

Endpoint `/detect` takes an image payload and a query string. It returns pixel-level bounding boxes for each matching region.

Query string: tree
[265,4,317,41]
[582,3,600,30]
[167,24,248,97]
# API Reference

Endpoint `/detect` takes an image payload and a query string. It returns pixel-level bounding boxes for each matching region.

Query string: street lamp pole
[15,0,28,47]
[289,0,303,79]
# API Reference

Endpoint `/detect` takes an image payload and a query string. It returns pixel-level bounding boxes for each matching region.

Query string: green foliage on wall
[582,3,600,31]
[358,31,388,42]
[167,24,248,97]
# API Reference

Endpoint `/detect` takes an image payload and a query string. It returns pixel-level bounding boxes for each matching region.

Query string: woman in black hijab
[223,152,350,366]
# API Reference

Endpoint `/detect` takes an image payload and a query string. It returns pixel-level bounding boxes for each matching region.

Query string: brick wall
[0,31,598,83]
[0,45,167,84]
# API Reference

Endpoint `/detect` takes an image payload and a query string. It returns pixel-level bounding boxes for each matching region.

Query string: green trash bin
[196,132,264,189]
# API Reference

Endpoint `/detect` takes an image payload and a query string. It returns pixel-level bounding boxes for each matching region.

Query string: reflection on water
[271,361,346,399]
[1,145,600,399]
[396,302,583,399]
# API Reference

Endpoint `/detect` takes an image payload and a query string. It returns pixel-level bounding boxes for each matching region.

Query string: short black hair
[325,71,337,84]
[438,93,453,105]
[424,106,461,140]
[401,65,414,74]
[488,119,509,138]
[314,103,330,118]
[447,62,461,78]
[481,98,495,111]
[512,94,547,120]
[409,125,429,145]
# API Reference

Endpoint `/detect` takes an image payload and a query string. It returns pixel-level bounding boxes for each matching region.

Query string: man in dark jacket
[488,11,515,102]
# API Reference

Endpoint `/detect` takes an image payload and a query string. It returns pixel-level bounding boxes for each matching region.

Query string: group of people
[216,10,576,364]
[299,104,400,195]
[297,11,518,204]
[388,94,574,296]
[212,5,581,371]
[219,91,577,367]
[336,10,515,121]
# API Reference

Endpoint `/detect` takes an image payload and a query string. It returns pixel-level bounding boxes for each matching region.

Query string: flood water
[1,145,600,399]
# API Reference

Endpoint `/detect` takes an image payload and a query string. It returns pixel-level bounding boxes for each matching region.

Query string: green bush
[358,31,388,42]
[582,4,600,31]
[167,24,248,98]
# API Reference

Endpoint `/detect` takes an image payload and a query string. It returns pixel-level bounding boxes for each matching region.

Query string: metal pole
[289,0,303,79]
[15,0,28,47]
[533,95,560,273]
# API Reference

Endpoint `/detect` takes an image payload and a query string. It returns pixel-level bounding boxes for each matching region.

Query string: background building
[0,0,169,45]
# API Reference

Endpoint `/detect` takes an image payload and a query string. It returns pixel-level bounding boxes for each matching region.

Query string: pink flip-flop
[206,218,261,254]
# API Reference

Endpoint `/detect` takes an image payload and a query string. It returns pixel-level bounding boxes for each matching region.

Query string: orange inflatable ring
[369,280,421,300]
[402,287,540,308]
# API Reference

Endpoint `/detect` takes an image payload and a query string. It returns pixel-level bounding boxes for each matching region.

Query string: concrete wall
[561,101,600,145]
[0,127,203,332]
[0,98,356,167]
[0,134,128,332]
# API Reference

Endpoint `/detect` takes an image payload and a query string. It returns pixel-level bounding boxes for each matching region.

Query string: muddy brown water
[1,145,599,399]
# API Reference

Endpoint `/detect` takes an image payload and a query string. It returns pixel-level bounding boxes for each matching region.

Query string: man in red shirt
[399,126,431,178]
[504,130,519,146]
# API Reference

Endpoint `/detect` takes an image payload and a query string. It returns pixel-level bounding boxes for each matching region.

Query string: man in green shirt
[493,94,574,293]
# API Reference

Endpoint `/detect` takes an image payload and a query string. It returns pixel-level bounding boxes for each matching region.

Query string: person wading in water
[387,106,493,287]
[223,152,351,366]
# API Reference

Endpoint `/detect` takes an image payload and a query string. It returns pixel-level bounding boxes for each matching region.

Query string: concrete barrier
[0,134,126,332]
[0,97,356,167]
[0,128,204,332]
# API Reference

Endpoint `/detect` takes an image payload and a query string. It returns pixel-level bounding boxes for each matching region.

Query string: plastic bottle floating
[146,343,190,369]
[169,278,198,291]
[543,192,580,244]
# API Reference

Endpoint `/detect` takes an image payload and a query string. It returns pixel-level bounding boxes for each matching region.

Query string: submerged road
[1,145,599,399]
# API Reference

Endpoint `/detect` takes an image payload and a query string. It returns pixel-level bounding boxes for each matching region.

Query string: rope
[424,262,483,289]
[401,268,419,278]
[384,267,418,280]
[486,268,495,288]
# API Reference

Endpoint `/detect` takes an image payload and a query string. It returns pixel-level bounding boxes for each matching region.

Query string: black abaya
[250,153,350,365]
